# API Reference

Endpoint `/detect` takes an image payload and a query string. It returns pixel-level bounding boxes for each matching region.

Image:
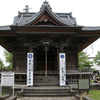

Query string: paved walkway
[17,97,75,100]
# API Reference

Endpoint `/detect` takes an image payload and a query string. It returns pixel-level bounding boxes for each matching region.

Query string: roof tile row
[0,26,11,30]
[13,1,77,26]
[0,2,100,31]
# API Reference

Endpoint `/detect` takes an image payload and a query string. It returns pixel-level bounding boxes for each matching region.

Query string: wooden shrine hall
[0,1,100,85]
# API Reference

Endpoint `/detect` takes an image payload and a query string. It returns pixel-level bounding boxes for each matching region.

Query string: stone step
[23,93,71,97]
[20,86,73,97]
[23,91,71,94]
[24,86,70,89]
[23,88,71,92]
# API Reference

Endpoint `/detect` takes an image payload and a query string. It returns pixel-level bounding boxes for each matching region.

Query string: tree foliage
[0,59,5,70]
[94,51,100,66]
[78,51,93,68]
[0,59,4,66]
[4,51,13,68]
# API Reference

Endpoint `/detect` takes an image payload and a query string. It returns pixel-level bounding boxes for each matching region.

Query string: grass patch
[81,90,100,100]
[88,90,100,100]
[0,94,5,96]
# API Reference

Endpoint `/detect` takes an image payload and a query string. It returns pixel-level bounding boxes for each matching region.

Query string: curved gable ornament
[13,1,77,26]
[24,2,68,26]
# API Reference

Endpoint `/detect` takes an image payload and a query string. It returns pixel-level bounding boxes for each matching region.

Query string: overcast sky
[0,0,100,26]
[0,0,100,56]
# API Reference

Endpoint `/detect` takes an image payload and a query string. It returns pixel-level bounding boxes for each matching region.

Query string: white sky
[0,0,100,26]
[0,0,100,56]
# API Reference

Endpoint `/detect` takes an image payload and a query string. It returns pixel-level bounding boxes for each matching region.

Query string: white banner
[59,53,66,86]
[27,53,33,86]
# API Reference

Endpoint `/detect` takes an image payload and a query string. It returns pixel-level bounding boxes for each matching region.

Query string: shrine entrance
[33,46,59,86]
[34,46,57,72]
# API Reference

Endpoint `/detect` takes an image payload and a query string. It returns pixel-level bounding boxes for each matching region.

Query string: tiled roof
[0,26,11,30]
[13,1,77,26]
[82,26,100,31]
[1,1,100,32]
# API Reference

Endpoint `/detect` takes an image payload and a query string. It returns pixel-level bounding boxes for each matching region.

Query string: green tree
[0,59,5,70]
[4,51,13,68]
[94,51,100,66]
[78,51,93,68]
[0,59,4,66]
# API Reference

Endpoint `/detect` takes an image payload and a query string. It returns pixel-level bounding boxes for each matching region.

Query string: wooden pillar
[29,43,33,53]
[12,52,15,70]
[34,53,36,71]
[57,49,59,71]
[76,49,79,68]
[80,74,82,78]
[60,44,64,53]
[45,46,47,78]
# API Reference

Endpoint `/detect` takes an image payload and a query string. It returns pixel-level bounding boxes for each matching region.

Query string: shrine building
[0,1,100,85]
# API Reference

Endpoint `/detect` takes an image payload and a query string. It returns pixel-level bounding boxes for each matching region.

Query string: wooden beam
[78,36,99,52]
[0,38,13,53]
[11,26,80,33]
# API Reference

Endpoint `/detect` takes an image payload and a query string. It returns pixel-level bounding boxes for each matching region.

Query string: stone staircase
[21,86,75,97]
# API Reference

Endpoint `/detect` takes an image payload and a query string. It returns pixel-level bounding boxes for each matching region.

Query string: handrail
[0,67,91,73]
[66,67,91,73]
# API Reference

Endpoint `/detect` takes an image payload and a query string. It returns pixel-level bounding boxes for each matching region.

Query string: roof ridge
[17,14,24,25]
[12,1,77,26]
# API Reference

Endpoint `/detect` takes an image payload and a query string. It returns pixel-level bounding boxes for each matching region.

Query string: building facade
[0,1,100,85]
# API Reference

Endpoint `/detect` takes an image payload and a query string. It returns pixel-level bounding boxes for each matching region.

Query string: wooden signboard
[1,72,14,96]
[1,72,14,86]
[78,79,90,95]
